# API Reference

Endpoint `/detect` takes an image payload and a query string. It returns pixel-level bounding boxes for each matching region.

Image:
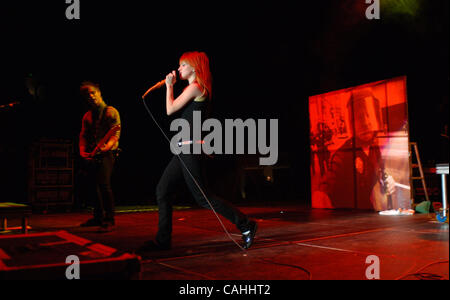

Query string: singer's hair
[179,51,212,100]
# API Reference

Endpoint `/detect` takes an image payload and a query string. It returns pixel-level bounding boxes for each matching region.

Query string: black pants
[86,152,116,222]
[155,154,250,246]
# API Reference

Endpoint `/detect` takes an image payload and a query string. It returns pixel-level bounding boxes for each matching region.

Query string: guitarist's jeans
[155,154,250,247]
[92,152,116,222]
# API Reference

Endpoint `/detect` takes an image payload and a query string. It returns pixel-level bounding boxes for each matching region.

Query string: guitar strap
[94,105,109,145]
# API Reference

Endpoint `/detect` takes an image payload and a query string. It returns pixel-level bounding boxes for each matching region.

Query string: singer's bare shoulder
[184,82,201,91]
[191,82,201,89]
[168,83,203,115]
[182,82,203,98]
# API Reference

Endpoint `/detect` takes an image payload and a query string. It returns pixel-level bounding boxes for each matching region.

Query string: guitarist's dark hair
[80,81,100,92]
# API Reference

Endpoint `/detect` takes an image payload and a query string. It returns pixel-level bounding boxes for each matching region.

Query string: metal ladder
[409,142,430,203]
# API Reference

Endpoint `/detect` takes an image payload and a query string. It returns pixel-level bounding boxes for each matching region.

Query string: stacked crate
[28,139,74,211]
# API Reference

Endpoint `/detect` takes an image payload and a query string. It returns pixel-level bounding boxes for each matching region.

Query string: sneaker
[80,218,103,227]
[242,221,258,250]
[379,209,400,215]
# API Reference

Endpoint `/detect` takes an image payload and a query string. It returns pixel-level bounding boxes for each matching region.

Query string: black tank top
[180,97,209,139]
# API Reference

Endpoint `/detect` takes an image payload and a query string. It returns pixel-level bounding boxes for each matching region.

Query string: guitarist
[79,81,121,231]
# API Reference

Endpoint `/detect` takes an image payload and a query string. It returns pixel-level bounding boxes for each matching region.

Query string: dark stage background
[0,1,448,208]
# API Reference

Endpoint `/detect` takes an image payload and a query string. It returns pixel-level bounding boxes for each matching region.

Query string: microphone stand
[0,102,20,111]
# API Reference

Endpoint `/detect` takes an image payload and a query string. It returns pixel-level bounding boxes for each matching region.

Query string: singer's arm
[166,83,202,116]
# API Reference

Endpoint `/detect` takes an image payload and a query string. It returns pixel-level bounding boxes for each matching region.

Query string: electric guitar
[84,124,121,162]
[372,169,399,211]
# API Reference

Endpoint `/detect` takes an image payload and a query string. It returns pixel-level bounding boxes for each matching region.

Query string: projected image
[310,77,410,211]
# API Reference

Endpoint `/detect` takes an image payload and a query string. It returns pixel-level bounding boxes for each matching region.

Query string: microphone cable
[142,93,313,279]
[141,95,247,253]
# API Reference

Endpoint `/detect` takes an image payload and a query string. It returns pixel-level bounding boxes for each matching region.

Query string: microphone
[142,79,166,99]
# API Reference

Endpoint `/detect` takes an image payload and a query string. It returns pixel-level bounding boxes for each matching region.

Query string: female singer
[140,51,257,251]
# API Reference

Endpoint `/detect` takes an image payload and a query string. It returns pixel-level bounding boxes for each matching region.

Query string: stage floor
[3,204,449,280]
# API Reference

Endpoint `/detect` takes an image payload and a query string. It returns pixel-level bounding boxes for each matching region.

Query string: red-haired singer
[139,51,257,252]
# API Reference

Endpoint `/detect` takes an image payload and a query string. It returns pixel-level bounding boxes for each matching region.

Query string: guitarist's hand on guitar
[81,150,93,160]
[79,124,120,161]
[99,144,110,153]
[99,136,118,153]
